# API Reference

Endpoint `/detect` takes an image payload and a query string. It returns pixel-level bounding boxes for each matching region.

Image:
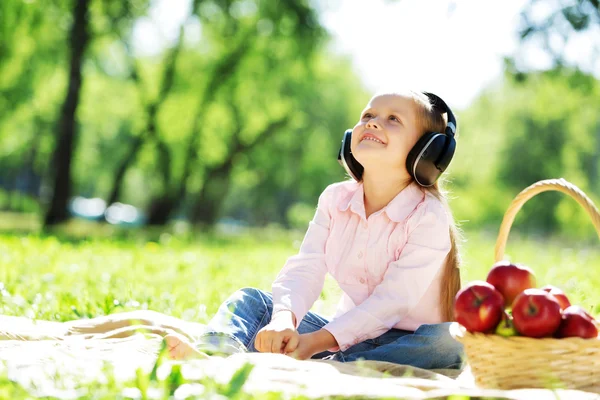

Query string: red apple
[511,288,562,338]
[563,305,595,322]
[486,261,537,307]
[555,305,598,339]
[541,285,571,311]
[454,281,505,333]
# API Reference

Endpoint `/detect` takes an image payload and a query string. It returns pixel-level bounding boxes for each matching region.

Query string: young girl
[159,89,464,369]
[53,89,462,369]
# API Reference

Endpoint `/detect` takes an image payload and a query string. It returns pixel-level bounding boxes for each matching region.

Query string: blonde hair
[409,90,462,322]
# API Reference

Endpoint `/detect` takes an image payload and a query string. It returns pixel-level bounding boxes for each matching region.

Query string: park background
[0,0,600,397]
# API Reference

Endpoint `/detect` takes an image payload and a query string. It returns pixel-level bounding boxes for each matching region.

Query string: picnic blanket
[0,316,598,399]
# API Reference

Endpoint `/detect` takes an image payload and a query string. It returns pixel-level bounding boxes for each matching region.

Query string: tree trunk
[106,136,144,206]
[146,195,178,226]
[190,161,234,226]
[43,0,90,227]
[276,142,305,227]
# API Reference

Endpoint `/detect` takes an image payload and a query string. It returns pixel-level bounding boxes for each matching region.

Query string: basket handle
[494,178,600,262]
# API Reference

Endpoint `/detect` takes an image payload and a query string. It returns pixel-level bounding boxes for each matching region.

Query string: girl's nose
[366,117,381,129]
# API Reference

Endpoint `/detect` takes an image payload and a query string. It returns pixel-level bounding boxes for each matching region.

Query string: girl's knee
[414,323,464,366]
[414,322,452,335]
[237,287,262,297]
[219,287,272,317]
[229,287,269,304]
[425,323,461,346]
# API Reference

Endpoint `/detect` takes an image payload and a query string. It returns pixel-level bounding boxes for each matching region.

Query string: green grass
[0,221,599,398]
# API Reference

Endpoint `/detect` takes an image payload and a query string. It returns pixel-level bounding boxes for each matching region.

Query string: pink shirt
[272,180,451,351]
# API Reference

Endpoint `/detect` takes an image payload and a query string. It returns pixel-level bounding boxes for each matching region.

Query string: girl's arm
[322,200,451,352]
[271,184,336,328]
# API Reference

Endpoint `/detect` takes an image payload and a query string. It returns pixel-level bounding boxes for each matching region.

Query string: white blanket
[0,316,596,399]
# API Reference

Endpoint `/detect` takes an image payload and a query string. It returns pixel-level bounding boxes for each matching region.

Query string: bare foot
[164,333,210,360]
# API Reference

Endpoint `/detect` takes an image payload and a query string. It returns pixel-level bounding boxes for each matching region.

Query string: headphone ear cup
[436,135,456,172]
[406,132,436,181]
[338,129,364,181]
[406,132,447,186]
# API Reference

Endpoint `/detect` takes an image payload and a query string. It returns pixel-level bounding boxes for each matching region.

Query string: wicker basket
[451,178,600,392]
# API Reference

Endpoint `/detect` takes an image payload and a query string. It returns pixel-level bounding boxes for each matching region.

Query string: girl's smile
[360,132,386,144]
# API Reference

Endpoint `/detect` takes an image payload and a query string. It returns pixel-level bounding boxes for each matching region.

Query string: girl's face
[351,93,422,178]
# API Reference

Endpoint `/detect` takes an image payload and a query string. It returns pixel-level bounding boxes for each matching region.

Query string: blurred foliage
[0,0,599,239]
[452,66,600,238]
[448,0,600,239]
[516,0,599,68]
[0,0,365,228]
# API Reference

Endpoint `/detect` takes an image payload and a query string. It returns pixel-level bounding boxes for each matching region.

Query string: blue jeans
[198,287,464,370]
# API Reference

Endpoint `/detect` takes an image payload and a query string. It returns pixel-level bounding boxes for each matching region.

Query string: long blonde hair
[411,91,463,322]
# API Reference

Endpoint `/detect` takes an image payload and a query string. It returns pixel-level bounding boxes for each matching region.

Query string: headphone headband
[421,91,457,137]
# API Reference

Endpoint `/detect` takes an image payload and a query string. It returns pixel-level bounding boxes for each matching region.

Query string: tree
[105,19,186,207]
[513,0,600,199]
[1,0,366,230]
[0,1,72,206]
[142,0,327,225]
[453,66,600,234]
[517,0,599,69]
[218,53,368,228]
[42,0,152,226]
[44,0,92,227]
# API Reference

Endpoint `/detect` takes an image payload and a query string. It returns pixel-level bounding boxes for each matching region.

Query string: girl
[160,89,464,368]
[61,89,464,369]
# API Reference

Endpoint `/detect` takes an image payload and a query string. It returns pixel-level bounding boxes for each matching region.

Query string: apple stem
[527,297,538,315]
[472,289,484,307]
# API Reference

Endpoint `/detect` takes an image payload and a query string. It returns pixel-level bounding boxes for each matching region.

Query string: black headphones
[337,92,457,187]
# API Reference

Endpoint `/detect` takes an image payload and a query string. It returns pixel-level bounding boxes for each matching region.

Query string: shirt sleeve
[271,184,335,328]
[322,200,451,351]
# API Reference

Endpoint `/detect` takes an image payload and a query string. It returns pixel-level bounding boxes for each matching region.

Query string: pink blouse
[272,180,451,351]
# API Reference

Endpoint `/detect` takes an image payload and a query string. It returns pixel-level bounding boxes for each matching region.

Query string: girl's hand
[288,330,338,360]
[286,334,317,360]
[255,311,299,354]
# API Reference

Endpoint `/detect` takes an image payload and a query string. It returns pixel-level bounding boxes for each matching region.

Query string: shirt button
[359,278,366,284]
[358,251,363,259]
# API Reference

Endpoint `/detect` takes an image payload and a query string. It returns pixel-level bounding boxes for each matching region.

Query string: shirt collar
[337,181,425,223]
